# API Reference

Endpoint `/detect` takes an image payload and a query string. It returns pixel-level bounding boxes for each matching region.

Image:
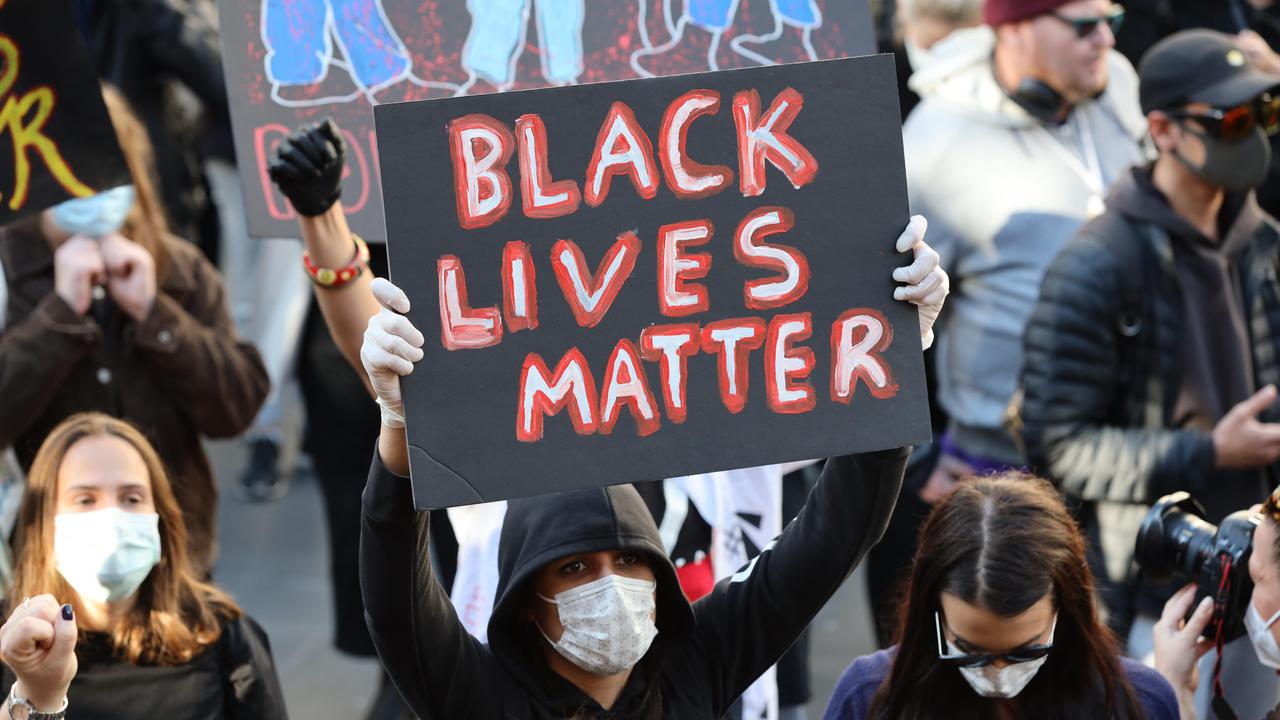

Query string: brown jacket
[0,220,268,573]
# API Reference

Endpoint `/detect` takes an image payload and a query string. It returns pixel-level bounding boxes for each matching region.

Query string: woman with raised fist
[0,413,285,719]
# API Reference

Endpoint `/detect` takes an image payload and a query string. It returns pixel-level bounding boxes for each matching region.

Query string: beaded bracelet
[303,233,370,288]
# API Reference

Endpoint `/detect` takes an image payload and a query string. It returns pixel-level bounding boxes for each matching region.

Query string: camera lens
[1135,492,1215,581]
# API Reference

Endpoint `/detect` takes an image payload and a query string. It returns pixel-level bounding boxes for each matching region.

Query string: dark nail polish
[61,604,73,621]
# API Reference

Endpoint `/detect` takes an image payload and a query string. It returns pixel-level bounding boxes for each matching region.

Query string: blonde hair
[10,413,240,665]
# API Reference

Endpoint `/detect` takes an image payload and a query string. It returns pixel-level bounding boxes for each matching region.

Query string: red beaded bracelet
[303,233,370,288]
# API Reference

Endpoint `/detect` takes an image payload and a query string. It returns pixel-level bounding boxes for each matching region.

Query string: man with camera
[1152,489,1280,719]
[1020,28,1280,716]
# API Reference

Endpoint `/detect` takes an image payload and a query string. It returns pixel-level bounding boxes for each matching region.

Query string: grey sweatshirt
[902,27,1149,462]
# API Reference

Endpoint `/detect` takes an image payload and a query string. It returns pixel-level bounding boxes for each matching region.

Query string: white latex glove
[360,277,425,428]
[892,215,948,349]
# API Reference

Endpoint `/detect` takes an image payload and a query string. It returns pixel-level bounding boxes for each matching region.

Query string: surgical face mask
[535,574,658,676]
[949,617,1056,699]
[49,185,135,237]
[54,508,160,604]
[1174,125,1272,193]
[1245,600,1280,669]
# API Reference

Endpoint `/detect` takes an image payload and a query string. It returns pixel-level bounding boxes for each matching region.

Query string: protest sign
[215,0,874,240]
[375,54,931,509]
[0,0,130,223]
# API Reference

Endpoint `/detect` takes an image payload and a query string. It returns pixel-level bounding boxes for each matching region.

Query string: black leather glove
[268,118,345,217]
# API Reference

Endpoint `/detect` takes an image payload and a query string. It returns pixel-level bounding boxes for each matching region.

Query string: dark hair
[868,473,1144,719]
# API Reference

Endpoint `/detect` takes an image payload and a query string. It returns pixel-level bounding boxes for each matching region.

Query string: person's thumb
[1235,385,1278,421]
[51,605,76,656]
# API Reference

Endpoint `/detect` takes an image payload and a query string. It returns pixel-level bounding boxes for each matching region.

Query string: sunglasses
[1048,5,1126,40]
[1167,93,1280,141]
[935,611,1056,668]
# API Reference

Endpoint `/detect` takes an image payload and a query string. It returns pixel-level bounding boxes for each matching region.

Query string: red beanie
[983,0,1071,26]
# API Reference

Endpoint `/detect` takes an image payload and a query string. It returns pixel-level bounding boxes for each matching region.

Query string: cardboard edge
[407,444,485,509]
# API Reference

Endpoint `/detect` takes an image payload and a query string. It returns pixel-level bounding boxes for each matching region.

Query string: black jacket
[360,448,907,719]
[1021,165,1280,614]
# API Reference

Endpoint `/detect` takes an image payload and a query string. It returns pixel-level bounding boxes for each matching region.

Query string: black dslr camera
[1135,492,1260,642]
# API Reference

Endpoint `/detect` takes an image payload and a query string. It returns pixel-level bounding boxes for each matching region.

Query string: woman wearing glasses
[822,474,1179,719]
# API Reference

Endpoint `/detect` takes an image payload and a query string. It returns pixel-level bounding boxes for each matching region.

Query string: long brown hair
[100,85,172,280]
[9,413,239,666]
[868,473,1144,719]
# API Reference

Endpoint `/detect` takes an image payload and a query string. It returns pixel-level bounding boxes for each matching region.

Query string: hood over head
[485,483,696,687]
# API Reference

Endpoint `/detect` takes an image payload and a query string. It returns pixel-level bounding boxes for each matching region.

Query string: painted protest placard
[375,55,931,509]
[214,0,874,240]
[0,0,130,224]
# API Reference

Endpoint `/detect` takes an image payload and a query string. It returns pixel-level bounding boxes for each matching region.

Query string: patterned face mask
[536,574,658,676]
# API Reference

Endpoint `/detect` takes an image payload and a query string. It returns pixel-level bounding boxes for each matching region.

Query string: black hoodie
[359,448,908,719]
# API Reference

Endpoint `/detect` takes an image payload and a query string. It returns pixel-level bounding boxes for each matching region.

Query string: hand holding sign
[361,277,425,430]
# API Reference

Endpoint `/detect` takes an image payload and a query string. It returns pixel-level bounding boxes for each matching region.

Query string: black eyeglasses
[1167,92,1280,141]
[1048,5,1126,40]
[935,611,1056,668]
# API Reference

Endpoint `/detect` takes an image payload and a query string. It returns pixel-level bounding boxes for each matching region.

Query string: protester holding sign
[0,87,269,575]
[354,210,945,718]
[0,413,286,719]
[822,474,1179,720]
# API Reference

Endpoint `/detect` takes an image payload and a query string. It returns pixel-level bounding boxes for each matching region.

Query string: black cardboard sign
[375,55,930,509]
[215,0,874,240]
[0,0,130,223]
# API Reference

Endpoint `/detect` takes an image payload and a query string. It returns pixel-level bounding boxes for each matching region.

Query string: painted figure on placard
[631,0,823,77]
[262,0,413,105]
[459,0,586,91]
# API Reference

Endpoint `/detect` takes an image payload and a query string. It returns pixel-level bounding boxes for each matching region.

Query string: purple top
[822,648,1180,720]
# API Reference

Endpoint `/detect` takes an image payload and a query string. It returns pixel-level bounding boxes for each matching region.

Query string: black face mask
[1173,123,1272,193]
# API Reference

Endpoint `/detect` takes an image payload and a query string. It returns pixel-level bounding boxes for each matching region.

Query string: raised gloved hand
[268,118,346,217]
[892,215,948,350]
[361,278,425,428]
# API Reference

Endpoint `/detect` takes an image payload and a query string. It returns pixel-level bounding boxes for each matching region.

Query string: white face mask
[946,615,1056,699]
[536,574,658,676]
[55,508,160,604]
[1245,600,1280,670]
[49,185,135,237]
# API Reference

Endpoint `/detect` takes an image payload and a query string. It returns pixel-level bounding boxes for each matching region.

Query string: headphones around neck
[1008,77,1069,125]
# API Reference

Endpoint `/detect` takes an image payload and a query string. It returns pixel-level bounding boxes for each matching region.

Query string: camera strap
[1211,555,1238,720]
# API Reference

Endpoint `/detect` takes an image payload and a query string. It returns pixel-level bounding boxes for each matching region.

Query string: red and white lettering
[550,232,641,328]
[659,90,733,200]
[438,255,503,350]
[765,313,815,414]
[657,219,713,317]
[516,348,600,442]
[516,114,581,219]
[640,323,700,423]
[830,309,898,402]
[701,318,767,414]
[734,206,809,310]
[448,114,515,230]
[599,338,661,436]
[585,102,659,207]
[501,241,538,333]
[733,88,819,197]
